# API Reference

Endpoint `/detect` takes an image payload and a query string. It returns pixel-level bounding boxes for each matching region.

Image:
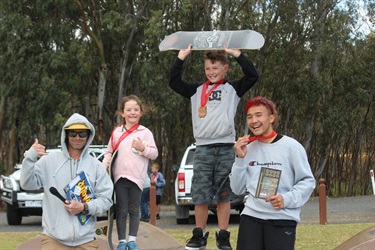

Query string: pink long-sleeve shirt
[102,125,158,190]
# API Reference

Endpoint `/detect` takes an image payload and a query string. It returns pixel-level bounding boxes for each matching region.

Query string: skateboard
[106,149,118,250]
[159,30,265,51]
[96,226,107,235]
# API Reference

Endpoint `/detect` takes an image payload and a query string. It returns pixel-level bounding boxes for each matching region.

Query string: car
[0,145,107,225]
[173,144,248,224]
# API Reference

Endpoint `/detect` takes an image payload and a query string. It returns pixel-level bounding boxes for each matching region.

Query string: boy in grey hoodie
[230,97,315,250]
[21,113,113,249]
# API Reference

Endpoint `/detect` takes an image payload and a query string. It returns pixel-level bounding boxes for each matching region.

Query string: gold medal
[198,106,207,118]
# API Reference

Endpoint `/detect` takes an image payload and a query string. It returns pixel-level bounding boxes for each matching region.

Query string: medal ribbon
[110,123,140,150]
[200,78,225,107]
[248,130,277,143]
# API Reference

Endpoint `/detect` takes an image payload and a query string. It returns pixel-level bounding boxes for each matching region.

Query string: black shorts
[236,215,297,250]
[156,195,161,205]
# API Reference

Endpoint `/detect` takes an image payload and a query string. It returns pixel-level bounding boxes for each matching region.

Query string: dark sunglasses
[67,131,90,138]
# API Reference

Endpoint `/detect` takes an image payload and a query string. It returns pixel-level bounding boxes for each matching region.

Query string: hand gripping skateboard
[159,30,265,51]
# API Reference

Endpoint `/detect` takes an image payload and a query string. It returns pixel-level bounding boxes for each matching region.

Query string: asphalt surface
[0,195,374,232]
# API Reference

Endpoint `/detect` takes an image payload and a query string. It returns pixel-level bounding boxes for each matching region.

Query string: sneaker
[127,241,139,250]
[140,218,149,222]
[185,227,209,250]
[156,214,160,220]
[216,229,232,250]
[117,241,126,250]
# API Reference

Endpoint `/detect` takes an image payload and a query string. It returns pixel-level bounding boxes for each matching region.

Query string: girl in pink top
[103,95,158,250]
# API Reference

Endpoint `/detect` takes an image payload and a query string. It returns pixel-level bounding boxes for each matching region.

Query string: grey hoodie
[21,113,113,246]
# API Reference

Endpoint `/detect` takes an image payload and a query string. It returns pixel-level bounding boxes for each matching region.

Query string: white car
[0,145,107,225]
[173,144,248,224]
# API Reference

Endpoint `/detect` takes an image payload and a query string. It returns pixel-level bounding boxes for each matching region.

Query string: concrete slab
[16,220,184,250]
[333,226,375,250]
[15,235,108,250]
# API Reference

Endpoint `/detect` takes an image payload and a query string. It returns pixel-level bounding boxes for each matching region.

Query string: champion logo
[248,161,282,167]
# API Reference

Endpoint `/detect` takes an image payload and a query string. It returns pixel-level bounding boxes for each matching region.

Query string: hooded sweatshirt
[20,113,113,246]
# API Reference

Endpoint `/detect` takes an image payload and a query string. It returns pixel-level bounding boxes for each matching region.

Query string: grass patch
[0,232,40,250]
[165,223,375,250]
[1,223,373,250]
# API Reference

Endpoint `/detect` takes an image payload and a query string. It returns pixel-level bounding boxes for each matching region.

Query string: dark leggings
[115,178,142,240]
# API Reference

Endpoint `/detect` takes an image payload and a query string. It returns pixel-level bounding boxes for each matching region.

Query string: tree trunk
[117,15,137,116]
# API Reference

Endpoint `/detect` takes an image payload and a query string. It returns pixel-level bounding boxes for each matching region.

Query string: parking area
[2,195,374,232]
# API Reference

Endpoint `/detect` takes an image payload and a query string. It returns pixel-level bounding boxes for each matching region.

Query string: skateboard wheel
[96,228,103,235]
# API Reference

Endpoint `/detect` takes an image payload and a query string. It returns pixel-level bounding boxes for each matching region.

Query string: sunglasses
[67,131,90,138]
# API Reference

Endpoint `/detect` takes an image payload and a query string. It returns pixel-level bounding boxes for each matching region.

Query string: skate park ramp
[16,221,184,250]
[333,226,375,250]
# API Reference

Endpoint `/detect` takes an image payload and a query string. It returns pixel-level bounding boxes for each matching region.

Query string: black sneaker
[156,214,160,220]
[185,227,209,250]
[216,229,232,250]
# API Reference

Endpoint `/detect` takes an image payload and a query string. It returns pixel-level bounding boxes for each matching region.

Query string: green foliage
[0,0,374,197]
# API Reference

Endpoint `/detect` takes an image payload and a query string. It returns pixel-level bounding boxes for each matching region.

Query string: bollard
[319,178,327,225]
[149,181,156,226]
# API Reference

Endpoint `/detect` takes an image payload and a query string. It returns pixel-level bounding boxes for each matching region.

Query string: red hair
[245,96,278,122]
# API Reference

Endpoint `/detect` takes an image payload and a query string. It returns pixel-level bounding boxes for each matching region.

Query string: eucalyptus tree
[326,33,375,196]
[0,1,99,172]
[1,0,373,198]
[73,0,109,144]
[133,0,235,199]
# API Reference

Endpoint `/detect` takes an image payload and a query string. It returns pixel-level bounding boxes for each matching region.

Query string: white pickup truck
[173,144,248,224]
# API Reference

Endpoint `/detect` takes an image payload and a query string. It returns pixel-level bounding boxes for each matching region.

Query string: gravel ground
[300,195,375,224]
[155,195,375,230]
[1,195,374,232]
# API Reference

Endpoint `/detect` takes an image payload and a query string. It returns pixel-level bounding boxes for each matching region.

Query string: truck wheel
[176,218,189,224]
[175,204,190,224]
[7,204,22,225]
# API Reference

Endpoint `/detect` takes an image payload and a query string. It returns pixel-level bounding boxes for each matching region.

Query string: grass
[1,232,41,250]
[2,223,374,250]
[165,224,374,250]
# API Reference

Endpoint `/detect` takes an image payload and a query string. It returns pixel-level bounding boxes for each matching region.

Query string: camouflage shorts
[191,144,235,204]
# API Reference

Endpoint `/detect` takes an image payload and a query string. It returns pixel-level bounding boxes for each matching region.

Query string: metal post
[370,170,375,195]
[319,178,327,225]
[149,182,156,226]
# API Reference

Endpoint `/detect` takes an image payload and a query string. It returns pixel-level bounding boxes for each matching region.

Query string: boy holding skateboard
[169,45,259,250]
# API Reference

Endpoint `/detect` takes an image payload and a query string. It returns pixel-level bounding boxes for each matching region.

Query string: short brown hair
[204,50,228,65]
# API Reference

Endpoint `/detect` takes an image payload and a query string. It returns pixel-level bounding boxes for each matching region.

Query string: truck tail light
[178,173,185,192]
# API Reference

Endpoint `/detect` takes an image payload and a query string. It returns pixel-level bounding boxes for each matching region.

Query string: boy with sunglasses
[21,113,113,250]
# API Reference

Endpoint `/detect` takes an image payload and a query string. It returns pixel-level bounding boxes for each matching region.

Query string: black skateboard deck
[159,30,265,51]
